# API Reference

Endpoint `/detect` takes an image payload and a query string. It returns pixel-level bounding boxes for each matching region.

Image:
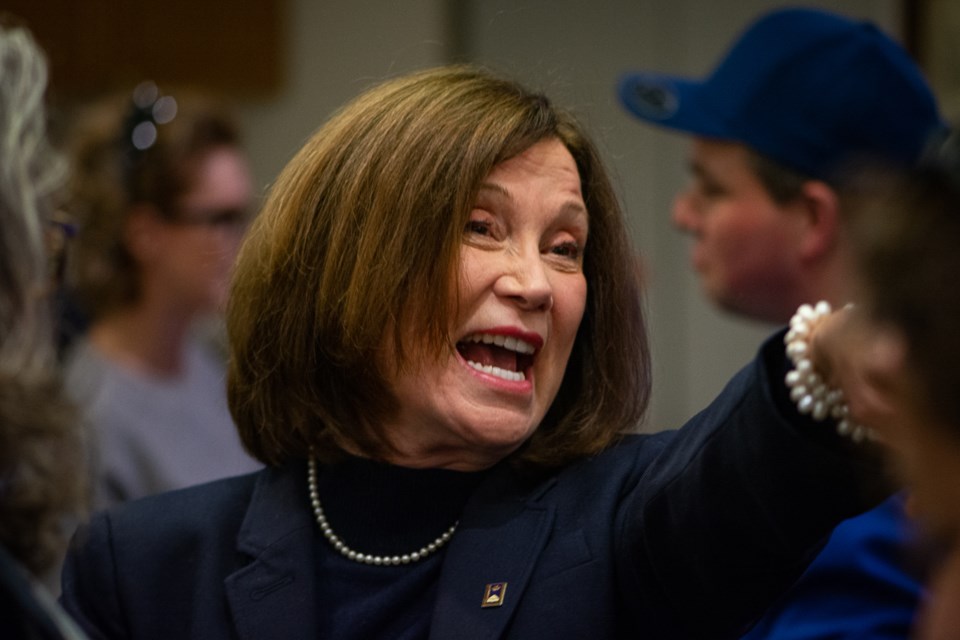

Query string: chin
[463,420,537,455]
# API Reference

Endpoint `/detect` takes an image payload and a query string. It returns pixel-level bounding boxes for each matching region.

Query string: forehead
[484,139,583,197]
[179,146,253,203]
[689,138,755,172]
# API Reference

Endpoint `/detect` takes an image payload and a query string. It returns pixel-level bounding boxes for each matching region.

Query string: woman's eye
[550,241,581,260]
[465,219,492,236]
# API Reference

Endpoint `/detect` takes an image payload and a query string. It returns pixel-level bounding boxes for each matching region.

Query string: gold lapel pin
[481,582,508,608]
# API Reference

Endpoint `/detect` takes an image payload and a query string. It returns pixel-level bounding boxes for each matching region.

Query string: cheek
[554,277,587,352]
[455,251,488,311]
[712,214,766,254]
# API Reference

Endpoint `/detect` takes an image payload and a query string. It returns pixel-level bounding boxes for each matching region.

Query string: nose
[494,249,554,312]
[671,189,699,234]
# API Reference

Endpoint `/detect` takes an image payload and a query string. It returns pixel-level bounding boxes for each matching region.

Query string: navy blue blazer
[60,337,886,639]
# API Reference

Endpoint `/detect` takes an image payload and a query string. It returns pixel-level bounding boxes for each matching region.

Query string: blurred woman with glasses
[62,83,260,507]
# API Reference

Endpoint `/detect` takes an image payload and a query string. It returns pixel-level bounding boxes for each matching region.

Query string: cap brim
[618,72,728,139]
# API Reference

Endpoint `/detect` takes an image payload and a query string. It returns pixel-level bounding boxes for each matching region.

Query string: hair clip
[122,81,178,153]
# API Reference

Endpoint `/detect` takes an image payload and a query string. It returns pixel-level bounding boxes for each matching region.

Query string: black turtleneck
[313,456,489,639]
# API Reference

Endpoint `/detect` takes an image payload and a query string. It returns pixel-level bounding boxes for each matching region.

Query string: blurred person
[0,17,89,640]
[60,65,890,640]
[838,134,960,639]
[618,7,945,637]
[63,83,260,507]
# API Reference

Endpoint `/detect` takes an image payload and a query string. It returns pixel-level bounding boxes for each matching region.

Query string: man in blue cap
[619,7,944,638]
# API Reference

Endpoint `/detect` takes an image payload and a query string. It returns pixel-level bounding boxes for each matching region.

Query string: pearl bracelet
[784,301,872,443]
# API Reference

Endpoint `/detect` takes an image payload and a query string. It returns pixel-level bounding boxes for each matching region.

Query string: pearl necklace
[307,457,459,566]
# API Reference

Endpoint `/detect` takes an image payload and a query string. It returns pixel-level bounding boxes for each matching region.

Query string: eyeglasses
[164,206,251,230]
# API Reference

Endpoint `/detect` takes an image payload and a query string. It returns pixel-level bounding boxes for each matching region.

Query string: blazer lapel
[429,468,557,640]
[225,462,319,640]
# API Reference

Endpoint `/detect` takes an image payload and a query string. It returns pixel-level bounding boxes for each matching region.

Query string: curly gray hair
[0,21,86,578]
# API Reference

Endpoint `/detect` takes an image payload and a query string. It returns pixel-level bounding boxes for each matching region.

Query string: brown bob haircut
[67,86,242,319]
[228,65,650,469]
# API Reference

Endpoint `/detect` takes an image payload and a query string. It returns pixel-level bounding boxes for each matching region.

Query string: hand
[809,307,909,443]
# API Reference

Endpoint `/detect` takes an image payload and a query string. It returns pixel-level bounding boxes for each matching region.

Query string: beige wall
[236,0,904,432]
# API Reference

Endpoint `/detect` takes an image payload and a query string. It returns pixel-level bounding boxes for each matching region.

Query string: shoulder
[61,469,274,638]
[185,336,227,375]
[69,471,263,579]
[513,431,678,506]
[62,472,263,611]
[62,339,107,397]
[97,470,260,541]
[566,431,675,478]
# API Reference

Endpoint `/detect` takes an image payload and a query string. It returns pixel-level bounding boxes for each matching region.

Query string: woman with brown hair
[63,84,260,506]
[62,66,887,639]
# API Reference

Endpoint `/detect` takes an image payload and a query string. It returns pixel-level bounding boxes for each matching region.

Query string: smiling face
[384,138,588,471]
[672,138,809,323]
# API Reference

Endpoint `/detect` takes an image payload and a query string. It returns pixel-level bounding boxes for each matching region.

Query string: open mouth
[456,333,538,382]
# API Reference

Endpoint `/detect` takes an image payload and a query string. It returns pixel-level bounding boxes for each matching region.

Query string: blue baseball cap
[618,7,945,181]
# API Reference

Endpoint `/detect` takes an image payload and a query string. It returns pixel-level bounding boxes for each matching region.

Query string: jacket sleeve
[615,330,891,638]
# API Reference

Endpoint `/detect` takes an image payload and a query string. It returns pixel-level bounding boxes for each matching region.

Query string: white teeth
[466,360,526,382]
[465,333,536,354]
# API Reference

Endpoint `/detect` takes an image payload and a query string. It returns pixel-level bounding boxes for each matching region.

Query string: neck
[779,263,853,324]
[313,454,489,560]
[379,435,513,472]
[89,303,195,377]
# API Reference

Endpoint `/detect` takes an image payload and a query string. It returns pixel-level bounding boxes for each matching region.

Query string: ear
[123,204,166,263]
[795,180,840,261]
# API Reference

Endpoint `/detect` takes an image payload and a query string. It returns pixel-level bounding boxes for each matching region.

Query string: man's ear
[796,180,841,261]
[123,204,165,263]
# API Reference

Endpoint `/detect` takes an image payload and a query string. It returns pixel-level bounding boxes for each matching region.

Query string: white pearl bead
[812,400,828,421]
[786,301,868,445]
[790,320,810,336]
[787,340,808,359]
[837,419,852,436]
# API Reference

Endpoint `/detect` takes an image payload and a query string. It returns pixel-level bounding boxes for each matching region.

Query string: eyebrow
[476,182,589,220]
[687,158,708,178]
[477,182,510,198]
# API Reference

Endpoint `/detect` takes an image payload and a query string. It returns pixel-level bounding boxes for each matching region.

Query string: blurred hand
[809,307,909,443]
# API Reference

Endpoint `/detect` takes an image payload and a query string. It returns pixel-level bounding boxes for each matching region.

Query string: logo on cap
[629,79,678,120]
